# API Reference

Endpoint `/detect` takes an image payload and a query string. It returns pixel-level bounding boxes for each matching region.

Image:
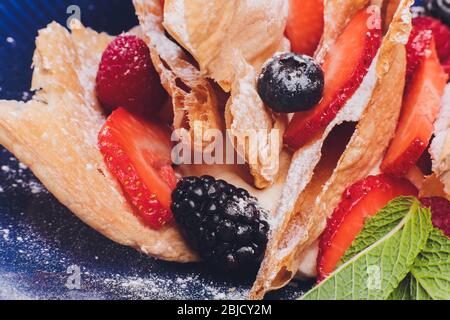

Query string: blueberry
[257,52,324,113]
[424,0,450,26]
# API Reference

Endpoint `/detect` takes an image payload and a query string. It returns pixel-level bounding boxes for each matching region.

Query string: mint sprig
[389,227,450,300]
[301,198,431,300]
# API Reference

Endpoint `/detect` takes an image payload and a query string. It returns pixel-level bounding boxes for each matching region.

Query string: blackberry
[172,176,270,271]
[257,52,324,113]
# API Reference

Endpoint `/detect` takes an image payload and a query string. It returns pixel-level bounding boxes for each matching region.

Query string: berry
[171,176,269,271]
[413,16,450,67]
[98,108,176,229]
[284,8,382,150]
[424,0,450,27]
[257,53,324,113]
[420,197,450,237]
[285,0,324,56]
[406,25,433,84]
[96,35,167,116]
[381,39,448,176]
[317,175,418,281]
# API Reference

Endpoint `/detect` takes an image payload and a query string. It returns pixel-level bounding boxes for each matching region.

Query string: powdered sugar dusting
[0,155,46,196]
[101,273,250,300]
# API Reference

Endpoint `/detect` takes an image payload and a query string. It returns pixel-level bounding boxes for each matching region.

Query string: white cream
[430,83,450,167]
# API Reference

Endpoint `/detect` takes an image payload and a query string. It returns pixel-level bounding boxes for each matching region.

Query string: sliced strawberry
[285,0,324,56]
[98,108,176,229]
[406,26,433,84]
[406,17,450,82]
[381,39,448,176]
[317,175,418,281]
[413,16,450,65]
[420,197,450,238]
[284,8,382,150]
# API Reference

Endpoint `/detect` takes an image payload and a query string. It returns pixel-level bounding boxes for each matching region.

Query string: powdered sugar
[1,229,10,241]
[0,154,46,196]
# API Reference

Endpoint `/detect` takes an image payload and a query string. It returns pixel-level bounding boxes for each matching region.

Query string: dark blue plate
[0,0,311,300]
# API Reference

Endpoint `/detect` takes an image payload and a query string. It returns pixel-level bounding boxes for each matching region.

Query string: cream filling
[430,83,450,167]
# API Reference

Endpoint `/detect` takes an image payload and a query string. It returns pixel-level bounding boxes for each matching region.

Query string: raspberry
[420,197,450,237]
[96,35,167,116]
[172,176,269,271]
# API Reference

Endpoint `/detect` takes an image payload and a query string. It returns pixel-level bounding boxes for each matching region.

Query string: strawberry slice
[413,17,450,66]
[406,17,450,83]
[98,108,176,229]
[285,0,324,56]
[381,39,448,176]
[284,8,382,150]
[406,26,433,85]
[317,175,418,281]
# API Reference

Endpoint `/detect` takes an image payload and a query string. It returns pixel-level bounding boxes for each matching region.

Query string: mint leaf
[410,228,450,300]
[389,274,432,300]
[301,199,431,300]
[340,197,413,264]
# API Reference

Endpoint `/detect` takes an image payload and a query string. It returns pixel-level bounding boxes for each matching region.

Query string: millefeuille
[0,0,448,300]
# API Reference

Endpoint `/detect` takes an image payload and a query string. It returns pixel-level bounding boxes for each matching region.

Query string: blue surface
[0,0,311,300]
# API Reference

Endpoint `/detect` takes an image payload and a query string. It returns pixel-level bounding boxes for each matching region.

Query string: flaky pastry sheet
[0,22,197,263]
[164,0,289,92]
[133,0,222,151]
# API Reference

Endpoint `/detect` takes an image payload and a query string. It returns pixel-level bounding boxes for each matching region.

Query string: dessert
[0,0,448,300]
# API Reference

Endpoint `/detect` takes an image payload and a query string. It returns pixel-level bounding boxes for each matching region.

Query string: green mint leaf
[410,228,450,300]
[300,199,431,300]
[340,197,414,264]
[389,274,432,300]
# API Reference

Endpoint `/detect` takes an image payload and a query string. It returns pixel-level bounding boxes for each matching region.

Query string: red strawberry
[317,175,418,281]
[413,16,450,65]
[285,0,324,56]
[96,35,167,116]
[381,39,448,176]
[284,8,382,150]
[406,26,433,84]
[98,108,176,229]
[420,197,450,238]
